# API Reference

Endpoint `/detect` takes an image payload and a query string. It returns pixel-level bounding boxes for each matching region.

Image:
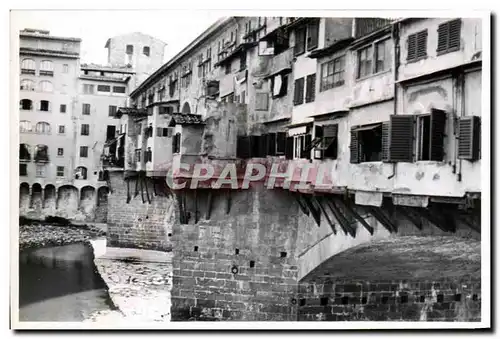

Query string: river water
[19,242,115,322]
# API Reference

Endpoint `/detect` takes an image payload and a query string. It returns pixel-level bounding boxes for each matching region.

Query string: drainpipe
[388,21,400,180]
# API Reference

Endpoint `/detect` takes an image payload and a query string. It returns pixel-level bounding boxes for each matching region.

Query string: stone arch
[80,186,96,216]
[181,102,191,114]
[44,184,56,210]
[19,183,30,211]
[56,185,78,212]
[95,186,110,222]
[31,183,43,211]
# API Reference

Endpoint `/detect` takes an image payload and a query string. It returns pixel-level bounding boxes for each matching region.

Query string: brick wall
[106,171,174,251]
[297,278,481,321]
[170,188,301,321]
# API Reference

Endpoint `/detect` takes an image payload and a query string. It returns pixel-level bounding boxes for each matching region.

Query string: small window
[20,164,27,176]
[407,30,428,61]
[108,105,117,117]
[417,115,431,161]
[81,124,90,136]
[135,149,141,162]
[39,100,50,112]
[351,124,383,163]
[63,64,69,73]
[56,166,65,177]
[58,125,65,134]
[80,146,89,158]
[358,45,373,78]
[375,39,391,73]
[293,77,305,105]
[57,148,64,156]
[60,104,66,113]
[113,86,126,93]
[437,19,461,54]
[97,85,111,92]
[36,164,46,177]
[39,81,53,92]
[294,26,306,56]
[225,63,231,75]
[126,45,134,54]
[35,122,51,134]
[82,103,91,115]
[20,99,32,110]
[83,84,95,94]
[143,46,150,56]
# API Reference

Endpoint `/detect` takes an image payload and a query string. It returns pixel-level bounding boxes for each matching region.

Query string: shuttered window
[277,132,287,154]
[429,109,447,161]
[236,136,251,159]
[350,129,359,164]
[306,21,319,51]
[381,122,390,162]
[407,30,428,61]
[156,127,172,137]
[293,78,305,106]
[458,116,481,161]
[285,137,294,159]
[305,74,316,103]
[267,133,276,156]
[389,115,414,162]
[437,19,461,54]
[322,124,338,159]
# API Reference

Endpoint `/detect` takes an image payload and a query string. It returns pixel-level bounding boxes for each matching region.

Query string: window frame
[56,166,65,177]
[35,164,46,178]
[406,29,428,62]
[143,46,150,56]
[81,124,90,136]
[58,125,65,134]
[437,19,462,55]
[80,146,89,158]
[320,55,346,92]
[57,148,64,156]
[60,104,67,113]
[82,103,91,115]
[356,36,392,80]
[39,80,54,92]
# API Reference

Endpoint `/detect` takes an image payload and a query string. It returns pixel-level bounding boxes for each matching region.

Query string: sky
[10,10,224,65]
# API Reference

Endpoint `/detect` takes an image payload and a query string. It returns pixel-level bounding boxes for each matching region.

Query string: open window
[313,124,338,160]
[416,109,447,161]
[34,144,49,162]
[75,166,87,180]
[20,144,31,161]
[350,123,383,163]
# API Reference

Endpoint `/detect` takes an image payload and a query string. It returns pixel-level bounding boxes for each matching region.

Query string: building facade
[104,16,483,321]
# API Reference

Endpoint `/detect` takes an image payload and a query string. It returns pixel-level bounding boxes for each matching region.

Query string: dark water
[19,242,115,322]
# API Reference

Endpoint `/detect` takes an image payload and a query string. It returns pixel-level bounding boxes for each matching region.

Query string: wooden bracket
[295,194,310,216]
[328,197,356,238]
[396,206,423,230]
[339,198,374,235]
[302,194,321,226]
[368,206,397,233]
[206,191,213,220]
[314,196,336,234]
[412,207,450,233]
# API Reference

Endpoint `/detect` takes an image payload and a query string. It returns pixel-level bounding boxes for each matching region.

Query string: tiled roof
[116,107,148,118]
[170,113,204,125]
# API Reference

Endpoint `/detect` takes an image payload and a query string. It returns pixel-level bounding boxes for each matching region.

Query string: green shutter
[389,115,414,162]
[430,109,447,161]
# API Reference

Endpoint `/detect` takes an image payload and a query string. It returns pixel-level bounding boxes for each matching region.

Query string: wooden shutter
[323,124,338,138]
[172,133,177,152]
[448,19,461,50]
[430,109,447,161]
[350,129,359,164]
[294,78,304,105]
[458,116,480,161]
[416,30,428,58]
[437,22,448,53]
[267,133,276,156]
[276,132,286,154]
[237,136,251,159]
[305,74,316,103]
[307,21,319,51]
[323,124,338,159]
[259,134,268,157]
[250,135,260,158]
[302,134,312,159]
[381,121,390,162]
[285,137,294,159]
[407,34,417,60]
[389,115,414,162]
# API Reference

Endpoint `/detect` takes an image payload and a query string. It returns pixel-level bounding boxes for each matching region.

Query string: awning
[288,126,308,136]
[352,123,382,132]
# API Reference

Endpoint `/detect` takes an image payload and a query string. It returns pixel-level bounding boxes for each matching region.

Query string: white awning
[288,126,308,136]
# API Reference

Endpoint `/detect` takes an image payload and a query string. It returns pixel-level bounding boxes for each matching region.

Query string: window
[294,26,306,56]
[135,149,141,162]
[75,166,87,180]
[293,77,305,105]
[294,135,304,159]
[113,86,126,93]
[83,84,95,94]
[350,124,383,163]
[172,133,181,153]
[320,56,345,91]
[145,147,152,162]
[35,122,51,134]
[106,125,116,141]
[80,146,89,158]
[36,165,46,177]
[225,63,231,75]
[306,21,319,51]
[20,99,32,110]
[40,60,54,75]
[240,52,247,71]
[407,30,428,61]
[271,74,288,98]
[20,79,35,91]
[58,125,65,134]
[375,39,391,73]
[417,115,431,161]
[458,116,481,161]
[21,59,35,74]
[82,103,91,115]
[39,100,50,111]
[57,148,64,156]
[81,124,90,136]
[63,64,69,73]
[34,145,49,162]
[416,109,447,161]
[437,19,461,54]
[314,124,338,159]
[20,120,32,133]
[126,45,134,54]
[305,74,316,103]
[97,85,111,92]
[358,45,373,78]
[20,144,31,161]
[20,164,27,176]
[156,127,173,137]
[39,81,53,92]
[143,46,150,56]
[57,166,65,177]
[109,105,117,117]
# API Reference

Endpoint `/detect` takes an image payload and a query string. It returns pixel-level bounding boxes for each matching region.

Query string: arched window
[35,122,51,134]
[34,144,49,162]
[75,166,88,180]
[181,102,191,114]
[40,60,54,75]
[20,79,35,91]
[20,144,31,161]
[21,59,36,74]
[19,120,32,133]
[39,81,53,92]
[20,99,33,110]
[143,46,150,56]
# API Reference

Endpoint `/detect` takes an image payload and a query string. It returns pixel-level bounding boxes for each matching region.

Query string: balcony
[39,70,54,77]
[21,68,35,75]
[267,48,293,78]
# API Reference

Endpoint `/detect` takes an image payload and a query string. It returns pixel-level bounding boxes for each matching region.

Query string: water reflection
[19,242,114,322]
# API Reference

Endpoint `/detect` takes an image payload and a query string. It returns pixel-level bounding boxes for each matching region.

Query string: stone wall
[297,278,481,321]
